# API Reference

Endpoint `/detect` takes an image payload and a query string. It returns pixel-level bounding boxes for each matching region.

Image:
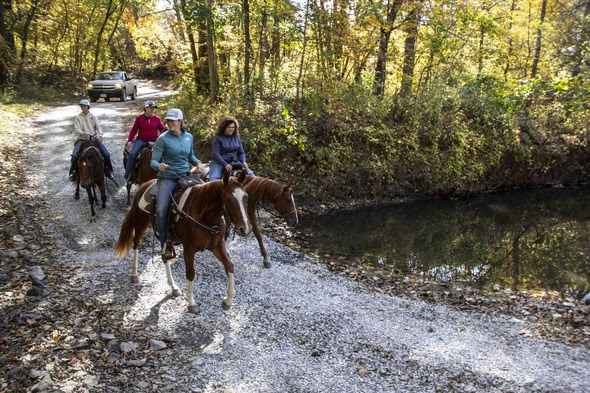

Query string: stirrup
[161,242,176,261]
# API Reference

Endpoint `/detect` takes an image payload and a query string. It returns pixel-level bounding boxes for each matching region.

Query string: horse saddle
[138,176,206,242]
[123,143,154,179]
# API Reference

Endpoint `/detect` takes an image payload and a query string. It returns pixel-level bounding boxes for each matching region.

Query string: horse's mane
[183,180,224,220]
[80,142,102,161]
[243,176,285,202]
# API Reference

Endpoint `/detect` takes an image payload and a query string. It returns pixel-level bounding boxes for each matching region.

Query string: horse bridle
[79,145,104,185]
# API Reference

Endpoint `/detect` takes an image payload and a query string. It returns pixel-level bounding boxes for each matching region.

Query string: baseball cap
[144,100,157,108]
[164,108,183,121]
[79,99,91,107]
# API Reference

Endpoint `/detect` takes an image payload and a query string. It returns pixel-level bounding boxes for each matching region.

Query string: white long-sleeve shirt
[73,111,102,140]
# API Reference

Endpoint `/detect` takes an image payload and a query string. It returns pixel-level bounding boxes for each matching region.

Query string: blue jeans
[124,140,146,180]
[70,140,112,172]
[155,178,178,248]
[209,160,254,181]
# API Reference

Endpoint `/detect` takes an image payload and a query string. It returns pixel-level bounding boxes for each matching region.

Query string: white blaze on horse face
[232,187,251,233]
[291,194,299,225]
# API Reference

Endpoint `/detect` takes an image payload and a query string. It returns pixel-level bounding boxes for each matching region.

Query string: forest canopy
[2,0,590,201]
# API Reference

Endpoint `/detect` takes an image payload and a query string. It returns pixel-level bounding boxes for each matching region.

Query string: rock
[552,313,564,321]
[13,234,24,242]
[162,374,176,382]
[127,358,147,367]
[26,287,43,296]
[192,358,205,367]
[30,266,45,282]
[120,341,139,353]
[150,339,167,350]
[29,369,50,379]
[135,381,150,389]
[31,374,53,392]
[100,333,116,341]
[401,375,411,382]
[107,339,120,353]
[107,353,120,364]
[582,292,590,305]
[7,365,25,381]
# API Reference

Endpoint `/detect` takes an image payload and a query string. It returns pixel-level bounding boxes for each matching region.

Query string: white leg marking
[131,249,139,279]
[232,188,251,234]
[224,272,235,306]
[164,262,179,292]
[291,194,299,224]
[186,279,196,308]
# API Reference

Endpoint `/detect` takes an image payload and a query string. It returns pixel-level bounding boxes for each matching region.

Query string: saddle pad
[138,181,192,223]
[138,182,158,214]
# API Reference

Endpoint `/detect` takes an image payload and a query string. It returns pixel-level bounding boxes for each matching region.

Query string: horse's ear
[283,185,292,195]
[223,170,229,185]
[237,170,247,183]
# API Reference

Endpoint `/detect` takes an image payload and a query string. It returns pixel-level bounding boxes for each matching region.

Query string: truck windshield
[96,72,123,80]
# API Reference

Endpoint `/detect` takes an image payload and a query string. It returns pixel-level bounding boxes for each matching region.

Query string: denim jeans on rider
[124,140,146,180]
[155,177,178,248]
[209,159,255,181]
[71,140,112,170]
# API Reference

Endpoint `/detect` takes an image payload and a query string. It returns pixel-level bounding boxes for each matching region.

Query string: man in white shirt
[68,99,113,181]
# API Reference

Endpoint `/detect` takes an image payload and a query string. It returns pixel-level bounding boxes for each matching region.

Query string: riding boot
[161,240,175,261]
[68,162,77,181]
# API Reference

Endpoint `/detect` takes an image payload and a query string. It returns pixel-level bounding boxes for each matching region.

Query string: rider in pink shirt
[124,100,165,183]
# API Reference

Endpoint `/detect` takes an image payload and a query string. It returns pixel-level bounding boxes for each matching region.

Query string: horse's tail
[114,207,136,258]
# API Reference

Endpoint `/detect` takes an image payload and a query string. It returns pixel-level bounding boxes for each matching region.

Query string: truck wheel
[90,97,97,103]
[121,91,126,102]
[131,87,137,100]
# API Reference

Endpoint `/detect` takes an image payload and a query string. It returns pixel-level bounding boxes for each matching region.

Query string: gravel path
[25,82,590,392]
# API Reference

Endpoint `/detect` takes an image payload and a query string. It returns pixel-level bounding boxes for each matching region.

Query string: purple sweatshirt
[212,133,247,166]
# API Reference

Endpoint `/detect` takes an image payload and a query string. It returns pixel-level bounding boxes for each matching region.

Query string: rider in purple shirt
[209,117,254,180]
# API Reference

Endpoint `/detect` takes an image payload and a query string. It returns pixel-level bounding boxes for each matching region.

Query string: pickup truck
[87,71,137,102]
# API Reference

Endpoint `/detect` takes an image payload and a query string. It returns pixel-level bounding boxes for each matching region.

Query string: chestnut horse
[242,176,298,268]
[113,171,251,313]
[75,140,107,216]
[124,147,157,206]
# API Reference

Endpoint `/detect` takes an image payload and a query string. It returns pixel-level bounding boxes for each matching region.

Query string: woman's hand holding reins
[159,163,168,171]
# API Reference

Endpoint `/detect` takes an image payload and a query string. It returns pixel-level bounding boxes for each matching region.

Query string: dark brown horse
[75,140,107,216]
[113,171,251,313]
[243,176,298,268]
[124,147,157,206]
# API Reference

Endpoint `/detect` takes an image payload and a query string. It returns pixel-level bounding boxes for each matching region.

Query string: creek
[296,186,590,296]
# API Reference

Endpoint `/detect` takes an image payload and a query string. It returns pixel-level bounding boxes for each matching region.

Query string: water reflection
[298,187,590,294]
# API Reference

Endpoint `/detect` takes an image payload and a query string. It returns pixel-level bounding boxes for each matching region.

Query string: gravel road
[24,81,590,392]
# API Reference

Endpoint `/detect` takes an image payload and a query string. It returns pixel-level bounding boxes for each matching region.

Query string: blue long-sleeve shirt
[150,129,198,179]
[212,133,247,167]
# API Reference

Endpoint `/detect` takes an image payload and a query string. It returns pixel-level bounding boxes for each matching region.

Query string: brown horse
[75,140,107,216]
[113,171,251,313]
[124,147,157,206]
[242,176,298,268]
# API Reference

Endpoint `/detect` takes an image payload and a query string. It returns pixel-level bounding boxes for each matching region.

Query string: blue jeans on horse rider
[209,159,254,181]
[155,177,179,249]
[124,140,147,181]
[70,139,113,176]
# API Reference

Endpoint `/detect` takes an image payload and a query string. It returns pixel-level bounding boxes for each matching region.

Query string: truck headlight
[115,83,123,89]
[87,83,93,89]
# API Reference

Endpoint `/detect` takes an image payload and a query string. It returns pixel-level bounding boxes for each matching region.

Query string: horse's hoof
[171,288,181,297]
[74,193,80,200]
[187,305,198,314]
[221,300,231,311]
[263,260,271,268]
[102,204,106,209]
[91,211,96,217]
[131,275,139,283]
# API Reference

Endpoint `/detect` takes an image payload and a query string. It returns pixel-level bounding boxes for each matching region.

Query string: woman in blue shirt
[150,108,203,260]
[209,117,255,180]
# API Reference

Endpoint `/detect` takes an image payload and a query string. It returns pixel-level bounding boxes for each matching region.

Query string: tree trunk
[16,0,41,83]
[296,0,311,102]
[530,0,547,79]
[179,0,200,88]
[0,0,15,85]
[172,0,186,41]
[572,0,590,76]
[207,0,219,101]
[92,0,116,77]
[400,4,420,98]
[373,0,402,96]
[243,0,252,95]
[504,0,517,81]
